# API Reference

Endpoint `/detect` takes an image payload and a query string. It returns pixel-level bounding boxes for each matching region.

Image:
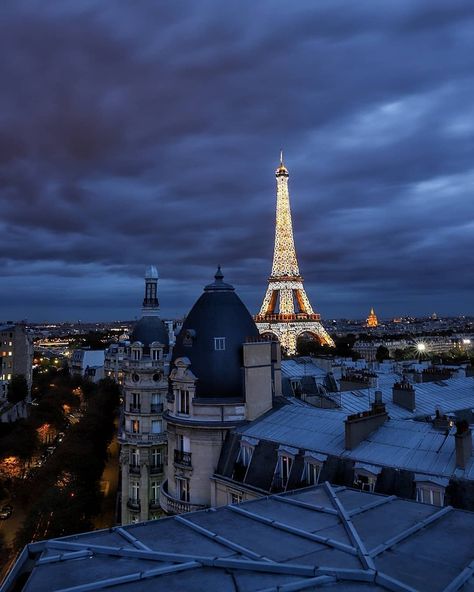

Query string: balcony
[129,465,140,475]
[159,480,207,515]
[118,431,167,445]
[150,464,164,475]
[127,498,140,511]
[149,499,161,510]
[150,403,164,413]
[174,449,192,468]
[128,405,141,414]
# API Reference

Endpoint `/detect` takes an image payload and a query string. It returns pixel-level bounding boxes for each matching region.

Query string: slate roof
[281,359,474,420]
[130,316,169,349]
[4,483,474,592]
[171,268,260,399]
[237,402,474,480]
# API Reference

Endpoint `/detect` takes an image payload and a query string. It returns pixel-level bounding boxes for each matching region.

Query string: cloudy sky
[1,1,473,322]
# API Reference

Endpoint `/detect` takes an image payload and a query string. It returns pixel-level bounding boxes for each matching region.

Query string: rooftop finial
[215,265,224,282]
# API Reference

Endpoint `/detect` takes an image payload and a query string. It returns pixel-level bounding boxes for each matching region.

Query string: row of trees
[14,378,120,548]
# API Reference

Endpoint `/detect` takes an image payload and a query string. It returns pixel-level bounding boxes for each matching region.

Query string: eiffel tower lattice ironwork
[255,153,335,354]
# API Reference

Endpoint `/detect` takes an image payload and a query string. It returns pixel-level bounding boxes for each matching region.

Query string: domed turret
[131,316,169,349]
[130,267,169,350]
[172,267,259,398]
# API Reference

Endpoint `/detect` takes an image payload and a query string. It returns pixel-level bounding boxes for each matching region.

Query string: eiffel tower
[255,153,335,354]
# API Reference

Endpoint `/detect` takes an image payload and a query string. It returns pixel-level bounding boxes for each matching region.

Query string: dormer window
[238,444,253,467]
[214,337,226,351]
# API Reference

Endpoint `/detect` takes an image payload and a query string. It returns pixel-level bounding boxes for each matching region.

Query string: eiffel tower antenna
[255,154,335,354]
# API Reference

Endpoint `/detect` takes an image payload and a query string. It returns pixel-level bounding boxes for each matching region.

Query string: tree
[7,375,28,404]
[376,345,390,363]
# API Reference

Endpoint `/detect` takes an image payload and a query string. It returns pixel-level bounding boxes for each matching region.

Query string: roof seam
[370,505,453,557]
[323,481,376,571]
[227,504,357,555]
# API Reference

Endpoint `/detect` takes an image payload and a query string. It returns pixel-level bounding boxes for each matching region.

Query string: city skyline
[1,2,474,321]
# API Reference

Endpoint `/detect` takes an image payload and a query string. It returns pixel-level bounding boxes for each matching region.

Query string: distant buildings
[0,322,33,422]
[69,349,105,382]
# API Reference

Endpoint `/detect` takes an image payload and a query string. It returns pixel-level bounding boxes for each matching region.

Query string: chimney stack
[392,379,416,411]
[455,420,472,469]
[344,396,388,450]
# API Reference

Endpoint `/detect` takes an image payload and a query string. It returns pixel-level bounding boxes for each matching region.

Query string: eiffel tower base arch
[256,320,334,356]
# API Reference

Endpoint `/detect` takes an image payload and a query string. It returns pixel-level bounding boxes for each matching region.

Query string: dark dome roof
[172,267,260,399]
[131,316,169,349]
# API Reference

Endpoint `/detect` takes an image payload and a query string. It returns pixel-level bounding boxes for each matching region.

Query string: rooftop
[237,402,474,480]
[281,359,474,420]
[4,483,474,591]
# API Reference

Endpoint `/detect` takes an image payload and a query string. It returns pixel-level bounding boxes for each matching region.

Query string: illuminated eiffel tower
[255,153,335,354]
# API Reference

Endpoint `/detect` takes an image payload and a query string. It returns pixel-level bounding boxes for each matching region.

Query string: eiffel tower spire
[255,155,334,354]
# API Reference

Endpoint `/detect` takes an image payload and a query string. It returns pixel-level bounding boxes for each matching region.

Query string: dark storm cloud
[0,0,473,321]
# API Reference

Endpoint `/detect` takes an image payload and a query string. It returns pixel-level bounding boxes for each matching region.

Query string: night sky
[1,1,473,322]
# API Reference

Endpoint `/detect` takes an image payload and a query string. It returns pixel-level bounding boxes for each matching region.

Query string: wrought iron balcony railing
[127,498,140,510]
[174,449,192,467]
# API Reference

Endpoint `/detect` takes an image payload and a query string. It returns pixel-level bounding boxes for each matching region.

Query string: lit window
[214,337,226,351]
[131,420,140,434]
[8,351,12,357]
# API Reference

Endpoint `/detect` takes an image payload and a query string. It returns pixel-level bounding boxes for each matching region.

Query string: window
[151,448,162,468]
[304,462,322,486]
[416,485,445,507]
[151,480,160,502]
[178,389,190,415]
[176,477,190,502]
[151,349,160,361]
[151,419,162,434]
[354,472,377,492]
[130,482,140,503]
[238,444,253,467]
[130,448,139,466]
[132,349,141,361]
[229,491,243,504]
[131,420,140,434]
[177,434,191,452]
[151,393,163,413]
[130,392,140,411]
[280,455,292,487]
[214,337,226,351]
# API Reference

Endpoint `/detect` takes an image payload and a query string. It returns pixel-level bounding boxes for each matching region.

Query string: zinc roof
[5,483,474,592]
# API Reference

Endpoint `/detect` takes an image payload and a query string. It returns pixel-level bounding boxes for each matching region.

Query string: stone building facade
[160,268,281,514]
[119,267,170,524]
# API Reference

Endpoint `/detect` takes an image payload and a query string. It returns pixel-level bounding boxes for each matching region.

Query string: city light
[417,343,426,352]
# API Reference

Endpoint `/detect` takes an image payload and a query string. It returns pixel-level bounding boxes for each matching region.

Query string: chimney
[345,396,388,450]
[392,379,415,411]
[455,420,472,469]
[243,340,281,421]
